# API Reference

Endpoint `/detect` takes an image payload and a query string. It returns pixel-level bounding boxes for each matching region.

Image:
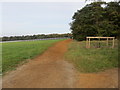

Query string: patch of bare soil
[2,39,118,88]
[76,68,118,88]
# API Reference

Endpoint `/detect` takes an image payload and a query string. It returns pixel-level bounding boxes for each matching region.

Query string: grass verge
[2,39,65,73]
[65,40,118,73]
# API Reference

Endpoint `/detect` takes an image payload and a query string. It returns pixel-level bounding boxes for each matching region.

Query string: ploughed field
[2,39,65,73]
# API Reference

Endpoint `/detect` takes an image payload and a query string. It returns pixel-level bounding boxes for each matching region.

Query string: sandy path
[2,39,118,88]
[76,68,118,88]
[3,39,77,88]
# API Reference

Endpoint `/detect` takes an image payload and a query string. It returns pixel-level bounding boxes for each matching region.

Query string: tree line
[2,33,72,41]
[70,1,120,41]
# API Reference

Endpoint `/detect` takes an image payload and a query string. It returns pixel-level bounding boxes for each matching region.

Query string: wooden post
[112,37,115,48]
[89,38,90,48]
[107,38,108,47]
[86,38,88,48]
[98,38,100,48]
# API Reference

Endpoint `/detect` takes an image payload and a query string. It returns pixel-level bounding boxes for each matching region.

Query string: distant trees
[70,1,120,41]
[2,33,72,41]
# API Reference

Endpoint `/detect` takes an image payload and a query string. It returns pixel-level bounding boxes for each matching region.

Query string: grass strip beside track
[2,39,65,73]
[65,40,118,73]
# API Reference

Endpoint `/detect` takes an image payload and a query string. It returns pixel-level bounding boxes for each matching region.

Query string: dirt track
[2,39,118,88]
[3,39,77,88]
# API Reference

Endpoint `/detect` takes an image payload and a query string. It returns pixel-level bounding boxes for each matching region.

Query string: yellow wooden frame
[86,37,115,48]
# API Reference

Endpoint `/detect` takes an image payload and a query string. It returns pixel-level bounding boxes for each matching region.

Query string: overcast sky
[0,0,115,36]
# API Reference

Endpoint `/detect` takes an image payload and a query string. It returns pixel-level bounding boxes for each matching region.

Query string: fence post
[89,38,90,48]
[106,38,108,47]
[112,37,115,48]
[86,37,88,48]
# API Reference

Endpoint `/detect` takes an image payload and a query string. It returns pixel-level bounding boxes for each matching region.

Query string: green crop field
[2,39,64,73]
[65,40,118,73]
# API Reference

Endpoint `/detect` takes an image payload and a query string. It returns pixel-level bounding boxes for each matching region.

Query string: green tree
[70,1,120,41]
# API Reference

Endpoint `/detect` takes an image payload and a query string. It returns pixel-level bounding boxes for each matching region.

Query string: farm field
[2,1,119,88]
[65,40,118,73]
[2,39,65,73]
[2,39,118,88]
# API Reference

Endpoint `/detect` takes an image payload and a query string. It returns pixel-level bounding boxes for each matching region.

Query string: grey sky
[1,0,114,36]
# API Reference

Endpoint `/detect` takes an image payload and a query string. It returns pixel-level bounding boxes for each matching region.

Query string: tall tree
[70,1,120,41]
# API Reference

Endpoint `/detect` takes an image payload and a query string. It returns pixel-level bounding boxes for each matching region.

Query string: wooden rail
[86,37,115,48]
